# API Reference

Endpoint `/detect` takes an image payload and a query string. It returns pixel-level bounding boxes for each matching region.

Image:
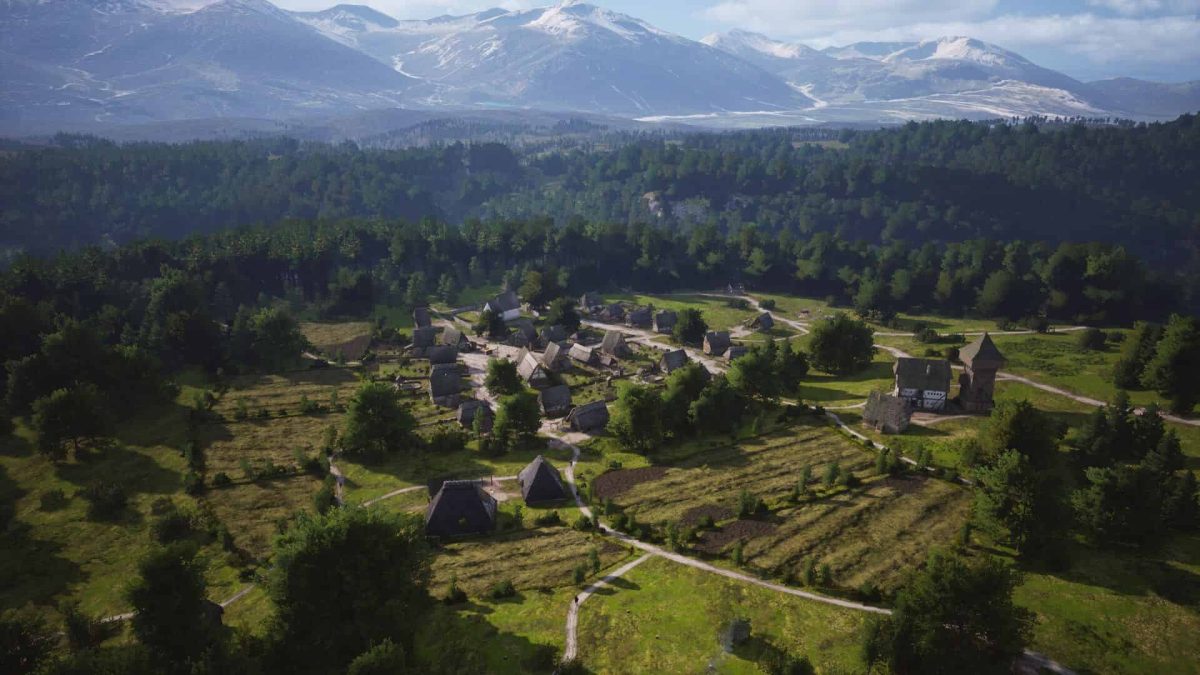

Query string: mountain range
[1,0,1196,136]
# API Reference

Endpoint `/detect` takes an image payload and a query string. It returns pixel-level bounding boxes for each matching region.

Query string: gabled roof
[412,326,438,348]
[515,348,549,384]
[653,310,677,332]
[425,480,497,537]
[442,325,465,346]
[485,290,520,313]
[725,345,749,362]
[704,331,731,355]
[517,455,568,504]
[626,308,652,328]
[426,345,458,365]
[538,384,573,416]
[601,330,628,356]
[567,400,609,433]
[580,293,604,309]
[413,307,432,329]
[599,304,625,321]
[456,400,494,430]
[568,343,596,364]
[894,358,953,392]
[542,341,566,370]
[509,318,537,345]
[750,312,774,330]
[430,363,462,398]
[660,349,689,373]
[541,324,568,344]
[959,332,1006,368]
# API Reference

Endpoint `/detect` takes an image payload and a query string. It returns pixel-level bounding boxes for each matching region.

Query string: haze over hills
[0,0,1197,136]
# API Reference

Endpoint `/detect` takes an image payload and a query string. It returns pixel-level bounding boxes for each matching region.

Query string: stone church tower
[958,333,1006,413]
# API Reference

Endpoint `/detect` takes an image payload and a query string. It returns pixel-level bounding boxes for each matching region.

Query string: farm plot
[204,474,324,559]
[299,321,373,360]
[599,423,873,524]
[430,526,632,597]
[604,293,760,332]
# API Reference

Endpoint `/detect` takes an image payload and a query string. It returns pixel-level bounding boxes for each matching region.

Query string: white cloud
[703,0,1000,36]
[1085,0,1200,15]
[273,0,534,16]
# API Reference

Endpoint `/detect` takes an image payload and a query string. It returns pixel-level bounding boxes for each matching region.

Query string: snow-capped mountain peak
[884,36,1030,67]
[700,29,819,60]
[525,1,669,42]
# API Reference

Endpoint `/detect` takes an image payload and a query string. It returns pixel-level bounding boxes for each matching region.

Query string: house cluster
[863,333,1007,434]
[424,454,570,537]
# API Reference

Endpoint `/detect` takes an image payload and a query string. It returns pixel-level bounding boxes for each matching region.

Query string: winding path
[563,553,655,661]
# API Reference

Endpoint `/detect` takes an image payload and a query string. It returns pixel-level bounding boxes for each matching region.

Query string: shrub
[212,472,232,487]
[573,514,593,531]
[759,299,776,310]
[838,471,861,488]
[1022,315,1050,333]
[444,576,467,605]
[313,476,337,515]
[59,600,107,653]
[151,507,193,543]
[802,559,817,586]
[298,394,322,415]
[736,490,763,518]
[183,470,205,495]
[234,398,250,421]
[1076,327,1108,351]
[533,510,563,527]
[39,489,68,511]
[819,563,833,586]
[915,327,939,343]
[589,547,601,574]
[488,580,516,600]
[699,514,716,529]
[427,427,468,454]
[943,346,960,362]
[731,540,745,566]
[823,462,841,488]
[83,481,127,520]
[573,563,588,584]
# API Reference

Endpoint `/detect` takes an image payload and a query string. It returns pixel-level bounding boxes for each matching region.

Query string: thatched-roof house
[863,391,911,434]
[566,400,609,433]
[516,349,551,388]
[568,343,596,366]
[749,312,774,331]
[412,326,438,349]
[541,341,568,372]
[703,331,731,356]
[597,353,620,369]
[509,318,538,348]
[430,363,462,407]
[425,480,497,537]
[725,345,749,363]
[598,304,625,322]
[540,324,569,346]
[442,325,467,348]
[653,310,678,335]
[426,345,458,365]
[580,293,604,312]
[626,307,652,329]
[517,455,568,505]
[483,290,521,321]
[893,358,952,411]
[456,400,494,433]
[659,349,689,374]
[601,330,630,357]
[538,384,573,418]
[413,307,432,329]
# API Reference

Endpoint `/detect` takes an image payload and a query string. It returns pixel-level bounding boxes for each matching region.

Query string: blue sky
[274,0,1200,81]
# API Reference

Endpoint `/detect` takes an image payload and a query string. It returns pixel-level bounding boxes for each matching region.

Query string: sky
[272,0,1200,82]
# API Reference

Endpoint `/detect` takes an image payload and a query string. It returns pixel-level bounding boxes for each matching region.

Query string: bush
[822,462,841,488]
[838,471,862,488]
[736,490,763,518]
[59,600,107,653]
[573,514,593,531]
[38,489,68,511]
[151,507,193,543]
[313,476,337,515]
[1076,327,1108,351]
[234,398,250,421]
[943,346,960,362]
[915,327,939,343]
[298,394,322,415]
[183,470,205,495]
[1022,315,1050,333]
[758,299,777,310]
[83,481,127,520]
[488,580,516,600]
[427,427,468,454]
[533,510,563,527]
[444,576,467,605]
[573,563,588,584]
[212,472,232,487]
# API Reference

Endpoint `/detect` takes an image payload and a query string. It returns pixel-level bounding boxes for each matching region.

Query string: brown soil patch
[680,504,734,527]
[593,466,669,499]
[695,519,777,554]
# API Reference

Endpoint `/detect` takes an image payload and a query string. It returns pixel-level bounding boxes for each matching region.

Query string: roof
[653,310,677,332]
[704,331,731,354]
[580,293,603,308]
[486,290,520,314]
[894,358,953,392]
[516,349,548,383]
[426,345,458,365]
[538,384,573,416]
[567,400,609,432]
[541,324,568,344]
[599,304,625,321]
[542,341,566,370]
[601,330,628,355]
[750,312,774,330]
[660,349,689,373]
[517,455,568,504]
[425,480,497,537]
[509,318,537,345]
[442,325,465,346]
[456,400,493,429]
[725,345,749,362]
[626,308,652,327]
[430,364,462,398]
[412,326,438,348]
[959,332,1006,368]
[413,307,432,329]
[569,343,595,364]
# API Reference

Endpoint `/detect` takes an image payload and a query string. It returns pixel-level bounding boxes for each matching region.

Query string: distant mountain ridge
[0,0,1195,135]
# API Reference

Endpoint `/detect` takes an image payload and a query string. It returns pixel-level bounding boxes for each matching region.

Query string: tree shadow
[0,464,85,611]
[1026,535,1200,606]
[416,600,589,674]
[54,442,183,497]
[0,432,35,458]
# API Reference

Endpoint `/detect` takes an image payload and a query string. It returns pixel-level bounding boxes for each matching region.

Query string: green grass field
[576,556,868,674]
[604,293,760,332]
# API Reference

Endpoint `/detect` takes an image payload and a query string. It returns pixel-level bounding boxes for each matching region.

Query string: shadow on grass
[53,442,181,496]
[0,464,85,611]
[418,598,587,674]
[1026,535,1200,606]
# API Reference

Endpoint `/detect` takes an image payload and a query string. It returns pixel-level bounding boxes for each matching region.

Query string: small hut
[601,330,630,357]
[430,363,462,407]
[659,349,689,374]
[426,345,458,365]
[653,310,678,335]
[568,343,597,366]
[566,400,609,433]
[509,318,538,348]
[703,331,731,356]
[483,291,521,321]
[863,391,912,434]
[516,349,551,388]
[725,345,749,363]
[412,326,438,350]
[749,312,774,332]
[456,400,494,433]
[540,324,569,347]
[626,307,652,329]
[425,480,497,537]
[413,306,432,329]
[538,384,573,418]
[541,341,568,372]
[516,455,568,505]
[441,325,467,349]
